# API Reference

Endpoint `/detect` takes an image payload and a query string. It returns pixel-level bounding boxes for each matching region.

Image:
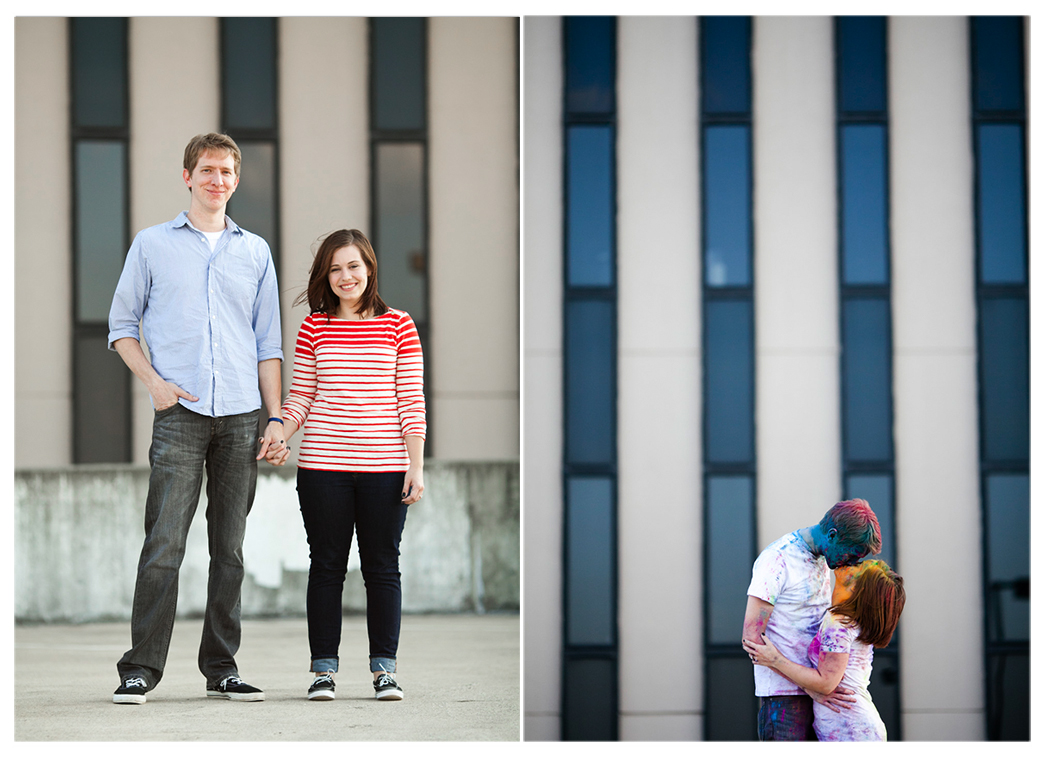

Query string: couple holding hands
[109,133,423,705]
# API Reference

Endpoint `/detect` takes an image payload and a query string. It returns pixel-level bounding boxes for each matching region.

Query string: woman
[743,559,905,741]
[266,229,425,702]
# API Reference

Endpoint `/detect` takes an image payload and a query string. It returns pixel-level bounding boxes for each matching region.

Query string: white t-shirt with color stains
[747,531,831,696]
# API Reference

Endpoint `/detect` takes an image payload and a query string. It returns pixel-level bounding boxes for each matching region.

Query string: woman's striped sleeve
[395,312,427,440]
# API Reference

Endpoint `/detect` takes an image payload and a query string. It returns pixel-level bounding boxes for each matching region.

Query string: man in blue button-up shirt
[108,133,283,705]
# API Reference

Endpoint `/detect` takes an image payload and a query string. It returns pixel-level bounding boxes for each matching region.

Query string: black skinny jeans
[297,467,409,674]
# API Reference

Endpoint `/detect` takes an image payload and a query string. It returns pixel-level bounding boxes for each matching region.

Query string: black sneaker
[206,675,265,701]
[113,676,148,704]
[308,673,336,701]
[373,673,403,701]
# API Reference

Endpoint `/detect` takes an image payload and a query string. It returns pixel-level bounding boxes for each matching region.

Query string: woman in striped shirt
[266,229,425,702]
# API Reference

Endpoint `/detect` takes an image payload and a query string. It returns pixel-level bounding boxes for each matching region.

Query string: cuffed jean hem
[371,657,396,674]
[311,657,339,673]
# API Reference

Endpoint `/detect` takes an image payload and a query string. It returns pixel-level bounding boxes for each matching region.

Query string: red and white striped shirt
[281,309,426,472]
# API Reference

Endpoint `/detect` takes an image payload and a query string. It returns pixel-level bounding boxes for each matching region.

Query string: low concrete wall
[15,461,519,623]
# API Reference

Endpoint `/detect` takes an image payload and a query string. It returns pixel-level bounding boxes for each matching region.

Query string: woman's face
[328,245,369,313]
[832,564,860,605]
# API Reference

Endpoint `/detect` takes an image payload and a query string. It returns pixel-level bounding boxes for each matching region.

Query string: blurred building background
[14,17,519,618]
[523,16,1028,741]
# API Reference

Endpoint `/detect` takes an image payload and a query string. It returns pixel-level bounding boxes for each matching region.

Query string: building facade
[15,16,519,470]
[523,15,1028,741]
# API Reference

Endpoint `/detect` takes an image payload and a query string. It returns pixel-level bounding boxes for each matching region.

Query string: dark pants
[296,468,408,674]
[758,695,818,741]
[117,405,259,689]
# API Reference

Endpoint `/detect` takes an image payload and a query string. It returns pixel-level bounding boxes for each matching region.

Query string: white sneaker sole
[308,690,335,701]
[375,689,403,701]
[206,690,265,701]
[113,693,146,705]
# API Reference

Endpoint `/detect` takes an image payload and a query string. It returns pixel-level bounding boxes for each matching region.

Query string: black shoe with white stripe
[308,673,336,701]
[206,675,265,701]
[113,676,148,704]
[373,673,403,701]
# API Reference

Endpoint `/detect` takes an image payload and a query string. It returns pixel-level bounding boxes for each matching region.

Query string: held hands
[258,420,289,463]
[401,465,424,505]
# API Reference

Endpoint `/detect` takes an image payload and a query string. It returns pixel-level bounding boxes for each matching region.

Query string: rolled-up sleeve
[252,245,284,363]
[107,232,150,350]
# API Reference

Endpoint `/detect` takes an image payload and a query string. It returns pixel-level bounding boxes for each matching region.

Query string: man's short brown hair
[183,133,242,176]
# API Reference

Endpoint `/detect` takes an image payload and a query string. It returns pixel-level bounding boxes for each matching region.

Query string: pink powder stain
[808,630,822,665]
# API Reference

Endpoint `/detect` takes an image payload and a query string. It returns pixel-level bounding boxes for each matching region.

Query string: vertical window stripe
[971,15,1029,740]
[562,15,618,741]
[834,16,901,737]
[700,15,757,741]
[70,17,131,464]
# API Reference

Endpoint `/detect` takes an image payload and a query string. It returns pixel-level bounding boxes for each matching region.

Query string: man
[741,498,882,740]
[108,133,284,704]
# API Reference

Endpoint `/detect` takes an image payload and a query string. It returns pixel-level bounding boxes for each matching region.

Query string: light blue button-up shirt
[108,211,283,418]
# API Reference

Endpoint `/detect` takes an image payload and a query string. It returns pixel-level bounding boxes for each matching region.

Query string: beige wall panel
[901,710,986,742]
[617,17,702,733]
[753,16,841,544]
[521,15,563,739]
[128,17,220,464]
[279,17,370,426]
[428,18,519,460]
[15,18,72,468]
[620,714,703,742]
[431,398,519,460]
[889,16,983,739]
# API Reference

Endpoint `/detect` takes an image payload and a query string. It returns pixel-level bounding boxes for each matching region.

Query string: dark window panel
[74,332,130,463]
[564,16,615,116]
[563,657,617,740]
[840,124,889,286]
[226,141,277,266]
[972,16,1025,113]
[71,17,127,129]
[867,649,902,740]
[987,652,1029,739]
[565,476,615,647]
[705,300,754,464]
[705,656,759,740]
[703,125,751,287]
[75,140,127,323]
[985,474,1029,642]
[221,18,277,131]
[844,473,894,568]
[564,299,615,466]
[701,16,751,115]
[706,475,754,644]
[374,142,427,324]
[976,124,1027,285]
[837,16,887,114]
[566,125,614,287]
[372,18,426,131]
[841,298,893,463]
[979,297,1029,462]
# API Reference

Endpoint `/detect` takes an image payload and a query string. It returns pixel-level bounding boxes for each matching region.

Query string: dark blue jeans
[297,468,409,674]
[758,695,818,741]
[117,404,259,689]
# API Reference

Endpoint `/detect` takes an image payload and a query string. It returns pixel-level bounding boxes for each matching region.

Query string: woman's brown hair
[830,559,906,648]
[295,229,389,318]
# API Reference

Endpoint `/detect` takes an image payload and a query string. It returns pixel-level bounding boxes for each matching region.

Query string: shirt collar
[172,210,242,234]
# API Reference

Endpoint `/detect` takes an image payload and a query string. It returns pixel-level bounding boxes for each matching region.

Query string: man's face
[183,150,239,214]
[822,532,869,570]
